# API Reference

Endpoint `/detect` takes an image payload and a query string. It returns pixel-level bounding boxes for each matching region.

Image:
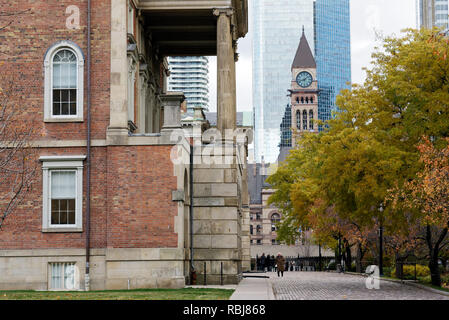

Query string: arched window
[271,213,280,232]
[303,110,308,130]
[309,110,314,130]
[310,97,314,104]
[305,97,309,104]
[296,97,299,104]
[296,110,301,129]
[301,97,304,104]
[44,41,84,122]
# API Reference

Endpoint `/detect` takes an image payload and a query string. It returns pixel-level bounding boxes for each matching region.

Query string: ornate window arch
[44,41,84,122]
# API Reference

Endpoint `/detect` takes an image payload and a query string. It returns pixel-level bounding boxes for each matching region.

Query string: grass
[0,288,235,300]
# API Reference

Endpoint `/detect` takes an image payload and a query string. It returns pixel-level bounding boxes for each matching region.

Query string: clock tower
[289,28,318,146]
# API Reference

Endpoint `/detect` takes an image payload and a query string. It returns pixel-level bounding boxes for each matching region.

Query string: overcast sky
[207,0,417,113]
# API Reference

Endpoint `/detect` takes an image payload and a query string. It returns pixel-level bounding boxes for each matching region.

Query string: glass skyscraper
[167,56,210,112]
[251,0,315,163]
[251,0,351,163]
[314,0,352,124]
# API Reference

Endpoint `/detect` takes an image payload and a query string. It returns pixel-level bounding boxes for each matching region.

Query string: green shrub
[390,265,430,279]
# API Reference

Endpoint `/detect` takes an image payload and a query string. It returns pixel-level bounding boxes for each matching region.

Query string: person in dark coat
[266,255,272,272]
[260,253,266,272]
[276,253,286,277]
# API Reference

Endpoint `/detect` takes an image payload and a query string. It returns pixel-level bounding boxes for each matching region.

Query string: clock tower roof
[292,27,316,70]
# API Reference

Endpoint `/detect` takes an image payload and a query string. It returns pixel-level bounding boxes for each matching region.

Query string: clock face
[296,71,313,88]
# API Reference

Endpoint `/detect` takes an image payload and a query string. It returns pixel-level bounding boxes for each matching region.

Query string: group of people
[257,253,295,277]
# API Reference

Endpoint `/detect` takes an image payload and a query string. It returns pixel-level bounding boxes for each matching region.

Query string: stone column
[214,8,236,137]
[108,0,129,141]
[160,92,185,132]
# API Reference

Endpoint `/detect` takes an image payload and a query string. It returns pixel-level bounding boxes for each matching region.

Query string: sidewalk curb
[344,271,449,298]
[268,279,276,300]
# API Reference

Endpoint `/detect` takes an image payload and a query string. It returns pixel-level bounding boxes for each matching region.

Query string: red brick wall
[106,146,178,248]
[0,147,107,249]
[0,145,179,249]
[0,0,110,140]
[0,2,180,250]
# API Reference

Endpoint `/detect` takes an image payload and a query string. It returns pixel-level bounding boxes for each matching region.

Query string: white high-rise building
[417,0,449,29]
[167,56,210,112]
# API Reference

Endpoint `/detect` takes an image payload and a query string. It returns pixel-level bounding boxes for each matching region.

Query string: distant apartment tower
[167,56,210,112]
[417,0,449,29]
[251,0,351,163]
[251,0,315,163]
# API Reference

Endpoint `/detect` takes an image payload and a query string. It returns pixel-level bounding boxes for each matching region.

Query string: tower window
[309,110,314,130]
[303,110,307,130]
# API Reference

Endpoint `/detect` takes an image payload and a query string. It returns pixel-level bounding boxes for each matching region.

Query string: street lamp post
[379,204,384,276]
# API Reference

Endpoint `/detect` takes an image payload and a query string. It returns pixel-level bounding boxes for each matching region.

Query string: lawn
[0,288,235,300]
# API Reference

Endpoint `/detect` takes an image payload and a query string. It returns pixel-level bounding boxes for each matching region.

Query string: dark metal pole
[204,262,207,285]
[319,243,322,271]
[85,0,92,292]
[379,225,384,276]
[189,144,194,284]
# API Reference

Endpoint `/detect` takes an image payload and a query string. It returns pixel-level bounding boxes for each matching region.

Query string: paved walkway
[230,272,449,300]
[230,274,274,300]
[269,272,449,300]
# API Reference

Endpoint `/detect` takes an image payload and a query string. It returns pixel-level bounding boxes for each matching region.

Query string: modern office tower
[314,0,352,124]
[167,56,210,113]
[251,0,351,163]
[417,0,449,29]
[251,0,315,163]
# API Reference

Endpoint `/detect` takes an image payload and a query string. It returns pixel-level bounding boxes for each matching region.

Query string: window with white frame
[44,41,84,122]
[40,156,85,232]
[49,262,77,290]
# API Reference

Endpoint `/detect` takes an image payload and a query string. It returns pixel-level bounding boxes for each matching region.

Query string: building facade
[0,0,249,291]
[314,0,351,124]
[251,0,351,163]
[417,0,449,29]
[167,56,210,113]
[251,0,315,163]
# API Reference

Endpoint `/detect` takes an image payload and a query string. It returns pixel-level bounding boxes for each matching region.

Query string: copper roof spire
[291,27,316,69]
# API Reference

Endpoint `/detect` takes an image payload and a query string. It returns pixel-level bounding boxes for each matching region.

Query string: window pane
[69,63,77,88]
[61,89,69,102]
[70,103,77,115]
[59,200,68,224]
[51,263,62,289]
[53,63,61,88]
[51,171,76,199]
[51,199,60,224]
[53,102,61,116]
[68,199,75,224]
[64,264,75,290]
[61,103,69,115]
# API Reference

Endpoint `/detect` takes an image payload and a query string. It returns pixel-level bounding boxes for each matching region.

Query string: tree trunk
[429,255,441,287]
[355,242,364,273]
[425,225,447,287]
[395,253,404,280]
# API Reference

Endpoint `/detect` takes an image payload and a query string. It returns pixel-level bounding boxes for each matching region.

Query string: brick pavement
[270,271,449,300]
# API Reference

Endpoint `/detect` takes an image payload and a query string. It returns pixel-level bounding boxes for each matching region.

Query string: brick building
[0,0,249,290]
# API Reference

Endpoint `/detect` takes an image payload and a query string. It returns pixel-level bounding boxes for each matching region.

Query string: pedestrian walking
[260,253,266,272]
[276,253,285,277]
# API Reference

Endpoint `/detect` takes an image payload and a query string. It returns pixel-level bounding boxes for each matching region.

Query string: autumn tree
[268,28,449,283]
[389,138,449,286]
[0,83,36,229]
